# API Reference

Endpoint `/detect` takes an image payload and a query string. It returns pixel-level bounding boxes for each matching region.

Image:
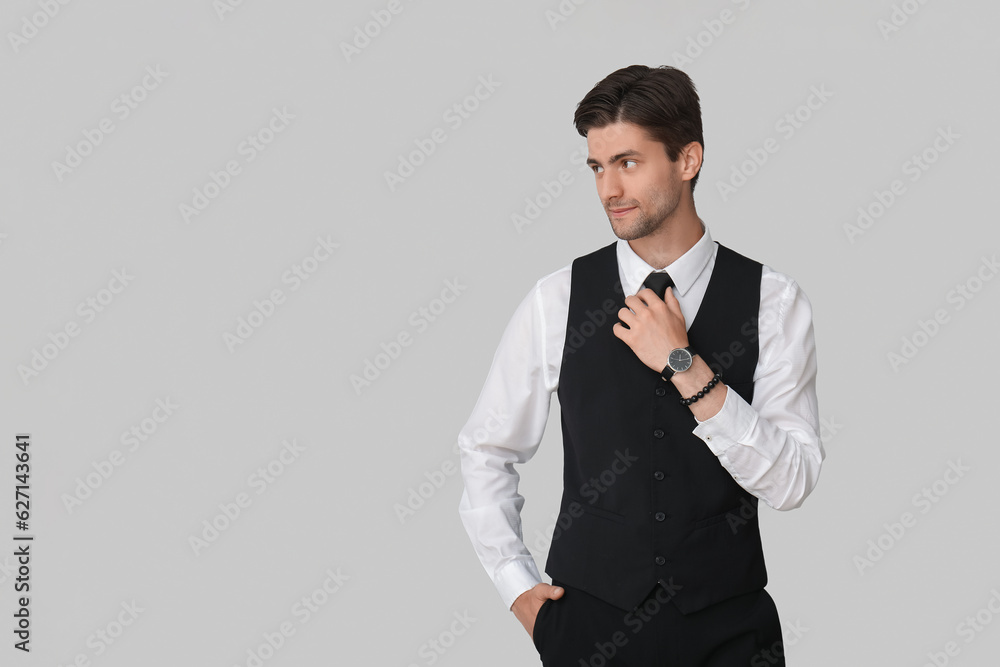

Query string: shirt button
[655,387,666,396]
[655,556,666,566]
[706,435,712,441]
[655,512,666,521]
[653,429,664,438]
[653,471,665,480]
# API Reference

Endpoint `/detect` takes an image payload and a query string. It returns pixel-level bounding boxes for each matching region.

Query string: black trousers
[531,579,785,667]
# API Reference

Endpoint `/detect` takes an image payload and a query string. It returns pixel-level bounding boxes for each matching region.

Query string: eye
[592,165,603,174]
[623,160,637,168]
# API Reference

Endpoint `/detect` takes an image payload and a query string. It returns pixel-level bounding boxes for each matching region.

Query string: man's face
[585,121,687,241]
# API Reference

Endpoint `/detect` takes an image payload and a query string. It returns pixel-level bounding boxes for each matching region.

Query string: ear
[679,141,703,182]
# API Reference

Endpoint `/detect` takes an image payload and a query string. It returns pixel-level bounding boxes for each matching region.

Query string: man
[457,65,824,666]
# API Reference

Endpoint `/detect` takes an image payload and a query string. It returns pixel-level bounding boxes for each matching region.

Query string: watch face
[668,348,693,372]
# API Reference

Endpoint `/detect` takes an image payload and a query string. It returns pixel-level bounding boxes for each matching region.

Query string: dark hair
[574,65,704,193]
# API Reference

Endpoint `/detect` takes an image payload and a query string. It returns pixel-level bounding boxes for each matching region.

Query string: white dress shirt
[457,221,824,611]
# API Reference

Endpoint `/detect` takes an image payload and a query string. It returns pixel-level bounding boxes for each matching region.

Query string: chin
[609,219,643,241]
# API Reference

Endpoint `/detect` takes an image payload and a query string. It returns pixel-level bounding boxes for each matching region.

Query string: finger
[625,293,651,305]
[637,291,656,307]
[661,288,687,327]
[662,286,680,310]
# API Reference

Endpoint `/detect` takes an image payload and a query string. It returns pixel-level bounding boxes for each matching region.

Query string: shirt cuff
[691,384,757,456]
[495,557,543,611]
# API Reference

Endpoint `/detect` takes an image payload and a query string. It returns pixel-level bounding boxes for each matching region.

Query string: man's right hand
[511,582,565,639]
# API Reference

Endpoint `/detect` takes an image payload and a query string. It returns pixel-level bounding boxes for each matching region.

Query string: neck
[627,199,704,269]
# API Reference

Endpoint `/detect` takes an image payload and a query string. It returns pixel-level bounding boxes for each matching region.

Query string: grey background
[2,0,998,665]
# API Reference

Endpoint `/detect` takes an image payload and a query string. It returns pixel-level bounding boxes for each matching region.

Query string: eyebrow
[586,150,642,167]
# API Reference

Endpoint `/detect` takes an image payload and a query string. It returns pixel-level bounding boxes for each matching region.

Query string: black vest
[547,240,767,614]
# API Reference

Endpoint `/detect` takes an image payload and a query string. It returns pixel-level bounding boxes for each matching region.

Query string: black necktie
[642,271,674,299]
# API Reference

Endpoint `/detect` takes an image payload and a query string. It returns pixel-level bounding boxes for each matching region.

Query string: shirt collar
[616,220,715,297]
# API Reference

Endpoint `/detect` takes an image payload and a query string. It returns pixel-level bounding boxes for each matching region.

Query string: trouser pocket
[531,598,554,654]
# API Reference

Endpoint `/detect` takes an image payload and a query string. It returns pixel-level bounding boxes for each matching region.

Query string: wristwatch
[660,346,696,380]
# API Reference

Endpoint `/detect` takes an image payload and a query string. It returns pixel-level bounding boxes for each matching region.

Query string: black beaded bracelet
[680,371,722,406]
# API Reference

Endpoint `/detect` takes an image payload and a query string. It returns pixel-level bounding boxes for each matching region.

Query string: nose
[599,170,623,207]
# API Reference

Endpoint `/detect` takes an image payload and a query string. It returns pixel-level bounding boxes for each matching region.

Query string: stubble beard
[608,185,678,242]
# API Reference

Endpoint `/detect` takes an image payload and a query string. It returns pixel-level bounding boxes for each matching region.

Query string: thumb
[663,286,681,311]
[549,586,565,600]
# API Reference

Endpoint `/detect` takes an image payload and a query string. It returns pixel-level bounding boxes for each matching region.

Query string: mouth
[610,206,636,217]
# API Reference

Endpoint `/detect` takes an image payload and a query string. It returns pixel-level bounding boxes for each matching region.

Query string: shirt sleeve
[457,277,560,610]
[690,270,824,511]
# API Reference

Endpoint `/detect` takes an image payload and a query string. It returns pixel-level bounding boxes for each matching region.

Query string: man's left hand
[613,287,688,373]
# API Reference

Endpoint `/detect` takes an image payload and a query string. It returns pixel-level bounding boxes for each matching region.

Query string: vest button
[655,387,666,396]
[655,512,666,521]
[653,471,664,480]
[655,556,666,566]
[653,429,664,438]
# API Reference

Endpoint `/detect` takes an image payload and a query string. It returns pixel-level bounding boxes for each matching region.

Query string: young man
[457,65,824,666]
